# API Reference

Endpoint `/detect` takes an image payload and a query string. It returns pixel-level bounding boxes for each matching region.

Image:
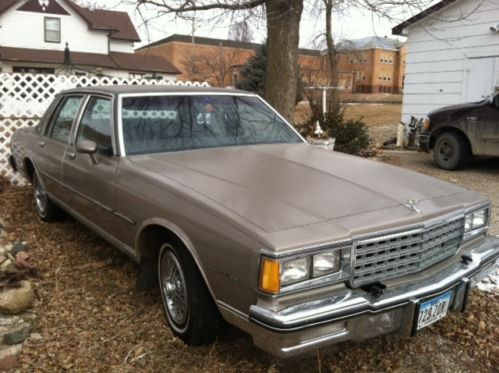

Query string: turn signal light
[259,258,280,294]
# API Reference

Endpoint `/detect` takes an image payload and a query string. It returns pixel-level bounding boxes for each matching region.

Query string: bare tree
[128,0,303,122]
[127,0,478,121]
[180,48,203,82]
[198,45,241,87]
[229,20,254,42]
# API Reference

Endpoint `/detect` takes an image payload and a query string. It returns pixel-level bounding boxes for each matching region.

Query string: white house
[393,0,499,122]
[0,0,180,78]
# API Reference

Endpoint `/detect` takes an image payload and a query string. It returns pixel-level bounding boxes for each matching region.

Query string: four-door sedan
[9,85,499,357]
[419,93,499,170]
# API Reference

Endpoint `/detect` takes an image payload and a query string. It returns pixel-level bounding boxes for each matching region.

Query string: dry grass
[0,149,497,372]
[342,103,401,127]
[293,102,402,146]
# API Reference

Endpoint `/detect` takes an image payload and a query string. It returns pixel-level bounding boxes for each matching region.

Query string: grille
[351,217,464,287]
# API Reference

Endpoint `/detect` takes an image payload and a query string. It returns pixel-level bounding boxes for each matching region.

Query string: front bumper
[248,236,499,358]
[418,131,432,152]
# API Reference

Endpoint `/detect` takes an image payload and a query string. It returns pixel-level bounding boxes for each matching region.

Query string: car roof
[61,85,253,96]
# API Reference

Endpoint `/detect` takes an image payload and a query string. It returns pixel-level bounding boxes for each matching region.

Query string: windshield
[120,95,303,155]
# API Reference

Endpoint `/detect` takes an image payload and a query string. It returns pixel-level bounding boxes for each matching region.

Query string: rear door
[36,95,84,202]
[62,95,126,239]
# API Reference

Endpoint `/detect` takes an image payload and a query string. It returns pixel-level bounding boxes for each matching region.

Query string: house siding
[109,40,134,54]
[0,1,109,54]
[401,0,499,122]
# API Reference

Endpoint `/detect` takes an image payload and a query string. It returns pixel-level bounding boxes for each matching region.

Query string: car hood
[428,100,485,118]
[129,144,471,233]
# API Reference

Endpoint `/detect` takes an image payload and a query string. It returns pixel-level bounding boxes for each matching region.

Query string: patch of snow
[477,262,499,294]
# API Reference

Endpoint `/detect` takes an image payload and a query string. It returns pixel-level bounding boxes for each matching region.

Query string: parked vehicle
[418,93,499,170]
[9,86,499,358]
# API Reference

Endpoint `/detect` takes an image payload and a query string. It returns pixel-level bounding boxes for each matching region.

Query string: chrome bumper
[248,236,499,358]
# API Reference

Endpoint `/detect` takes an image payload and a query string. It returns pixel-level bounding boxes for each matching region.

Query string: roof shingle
[0,46,180,75]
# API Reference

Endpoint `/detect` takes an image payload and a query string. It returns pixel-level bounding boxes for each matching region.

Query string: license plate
[417,290,452,330]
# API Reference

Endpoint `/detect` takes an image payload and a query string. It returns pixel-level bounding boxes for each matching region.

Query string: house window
[45,17,61,43]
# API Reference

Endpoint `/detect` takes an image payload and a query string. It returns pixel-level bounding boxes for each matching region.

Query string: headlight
[464,206,489,240]
[423,117,431,130]
[281,257,310,286]
[259,247,347,294]
[313,251,340,277]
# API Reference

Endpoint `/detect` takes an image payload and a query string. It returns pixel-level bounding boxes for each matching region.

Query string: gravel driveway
[0,151,497,372]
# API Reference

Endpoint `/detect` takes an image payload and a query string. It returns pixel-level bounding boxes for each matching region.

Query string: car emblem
[404,199,422,214]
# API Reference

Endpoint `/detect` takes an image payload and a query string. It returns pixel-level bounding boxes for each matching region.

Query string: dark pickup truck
[418,93,499,170]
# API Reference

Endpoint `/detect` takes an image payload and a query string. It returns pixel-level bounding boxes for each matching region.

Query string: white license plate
[417,291,452,330]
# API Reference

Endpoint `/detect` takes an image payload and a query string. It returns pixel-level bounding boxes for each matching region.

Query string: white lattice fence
[0,73,209,183]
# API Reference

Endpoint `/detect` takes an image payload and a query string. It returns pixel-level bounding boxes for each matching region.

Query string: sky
[85,1,408,49]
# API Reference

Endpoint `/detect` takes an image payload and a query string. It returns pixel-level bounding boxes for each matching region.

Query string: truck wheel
[33,171,64,221]
[158,242,221,345]
[433,132,469,170]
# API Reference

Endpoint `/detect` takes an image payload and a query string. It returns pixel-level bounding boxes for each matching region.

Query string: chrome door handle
[67,152,76,160]
[38,141,45,148]
[466,117,478,121]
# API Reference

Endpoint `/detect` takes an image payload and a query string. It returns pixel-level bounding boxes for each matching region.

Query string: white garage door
[465,57,499,102]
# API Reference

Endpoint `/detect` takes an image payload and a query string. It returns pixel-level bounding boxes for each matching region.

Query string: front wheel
[158,243,221,345]
[433,132,469,170]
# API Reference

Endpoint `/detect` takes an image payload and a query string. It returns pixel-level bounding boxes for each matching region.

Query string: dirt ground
[0,148,498,372]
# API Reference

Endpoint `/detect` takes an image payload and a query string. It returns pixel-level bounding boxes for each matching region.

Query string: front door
[62,95,124,239]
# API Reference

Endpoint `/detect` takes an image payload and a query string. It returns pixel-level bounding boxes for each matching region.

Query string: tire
[33,171,64,222]
[433,132,469,170]
[158,242,221,345]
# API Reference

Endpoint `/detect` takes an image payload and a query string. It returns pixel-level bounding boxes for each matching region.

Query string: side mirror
[76,140,98,164]
[76,140,97,154]
[493,94,499,108]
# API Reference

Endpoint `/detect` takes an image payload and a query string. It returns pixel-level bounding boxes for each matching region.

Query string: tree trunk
[264,0,303,121]
[324,0,340,116]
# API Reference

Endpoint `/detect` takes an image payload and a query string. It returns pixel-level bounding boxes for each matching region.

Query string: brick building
[136,34,323,87]
[336,37,406,94]
[136,34,405,94]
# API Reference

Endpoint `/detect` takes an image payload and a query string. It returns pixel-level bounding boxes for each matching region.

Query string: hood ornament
[404,199,422,214]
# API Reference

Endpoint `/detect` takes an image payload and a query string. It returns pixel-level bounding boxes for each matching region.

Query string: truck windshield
[120,95,303,155]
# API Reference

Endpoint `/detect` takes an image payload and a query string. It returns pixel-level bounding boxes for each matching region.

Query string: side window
[49,96,83,143]
[76,97,113,156]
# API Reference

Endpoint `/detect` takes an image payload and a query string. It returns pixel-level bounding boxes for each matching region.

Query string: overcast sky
[87,1,408,49]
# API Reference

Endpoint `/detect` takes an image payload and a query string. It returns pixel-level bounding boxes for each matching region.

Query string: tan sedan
[9,86,499,357]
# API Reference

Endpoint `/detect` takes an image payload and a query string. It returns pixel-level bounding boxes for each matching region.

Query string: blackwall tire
[433,132,469,170]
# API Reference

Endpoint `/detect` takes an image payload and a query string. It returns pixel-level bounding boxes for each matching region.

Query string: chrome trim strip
[279,329,350,355]
[217,300,249,320]
[116,92,307,158]
[113,211,135,225]
[48,192,139,262]
[70,95,91,146]
[40,171,135,227]
[117,93,125,157]
[356,228,424,246]
[71,93,117,155]
[260,239,352,259]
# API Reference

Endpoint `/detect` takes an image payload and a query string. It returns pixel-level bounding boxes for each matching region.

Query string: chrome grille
[352,217,464,287]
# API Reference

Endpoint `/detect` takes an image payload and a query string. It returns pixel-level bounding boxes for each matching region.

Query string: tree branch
[136,0,266,13]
